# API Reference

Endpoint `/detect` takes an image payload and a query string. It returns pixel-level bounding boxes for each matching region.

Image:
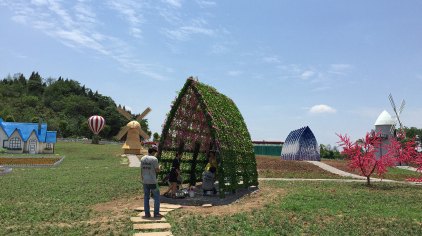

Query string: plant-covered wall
[158,77,258,197]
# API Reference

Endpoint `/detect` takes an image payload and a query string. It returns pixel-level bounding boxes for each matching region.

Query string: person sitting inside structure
[163,152,182,198]
[202,166,217,195]
[205,150,217,171]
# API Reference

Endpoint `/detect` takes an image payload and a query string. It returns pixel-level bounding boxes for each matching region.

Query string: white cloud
[312,86,331,92]
[163,0,182,8]
[163,19,215,41]
[211,44,229,54]
[309,104,337,114]
[30,0,47,6]
[328,64,353,75]
[262,56,280,64]
[300,70,315,80]
[2,0,170,80]
[107,0,144,38]
[227,70,243,76]
[196,0,216,8]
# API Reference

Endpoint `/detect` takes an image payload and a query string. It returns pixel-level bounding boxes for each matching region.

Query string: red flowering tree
[337,132,396,186]
[388,132,422,182]
[338,131,422,185]
[387,133,417,163]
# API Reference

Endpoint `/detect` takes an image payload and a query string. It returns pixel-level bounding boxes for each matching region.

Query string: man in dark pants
[140,145,163,218]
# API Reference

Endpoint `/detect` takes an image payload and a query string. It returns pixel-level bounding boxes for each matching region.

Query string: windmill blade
[399,100,406,115]
[396,116,404,130]
[138,126,150,140]
[117,107,133,120]
[136,107,151,121]
[388,93,397,111]
[115,126,130,140]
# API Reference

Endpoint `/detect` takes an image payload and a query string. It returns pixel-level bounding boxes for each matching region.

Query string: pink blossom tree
[337,132,396,186]
[387,133,418,164]
[338,131,422,185]
[388,132,422,182]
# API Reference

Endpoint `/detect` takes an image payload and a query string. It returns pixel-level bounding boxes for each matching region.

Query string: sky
[0,0,421,147]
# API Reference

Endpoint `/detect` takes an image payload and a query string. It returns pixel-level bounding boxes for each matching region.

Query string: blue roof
[46,131,57,143]
[0,119,57,143]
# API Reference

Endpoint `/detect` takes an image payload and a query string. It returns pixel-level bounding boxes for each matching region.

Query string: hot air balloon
[88,115,105,144]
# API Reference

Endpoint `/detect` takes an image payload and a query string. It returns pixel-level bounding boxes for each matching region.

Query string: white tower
[374,110,395,159]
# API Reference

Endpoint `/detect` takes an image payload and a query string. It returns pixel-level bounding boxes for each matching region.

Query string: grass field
[168,181,422,235]
[0,142,141,235]
[1,143,422,235]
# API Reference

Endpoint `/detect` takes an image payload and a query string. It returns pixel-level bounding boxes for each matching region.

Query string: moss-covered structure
[157,78,258,197]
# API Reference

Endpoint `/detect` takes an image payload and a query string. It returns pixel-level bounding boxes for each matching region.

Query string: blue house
[0,118,57,154]
[281,126,320,161]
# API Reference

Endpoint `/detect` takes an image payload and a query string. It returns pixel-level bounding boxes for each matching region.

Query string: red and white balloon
[88,115,105,135]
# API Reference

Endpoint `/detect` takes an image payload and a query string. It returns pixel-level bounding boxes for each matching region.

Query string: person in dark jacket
[163,152,182,198]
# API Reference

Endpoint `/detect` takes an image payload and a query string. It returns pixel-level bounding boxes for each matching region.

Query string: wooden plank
[133,223,171,230]
[133,231,172,236]
[130,217,167,223]
[137,211,169,217]
[134,207,174,212]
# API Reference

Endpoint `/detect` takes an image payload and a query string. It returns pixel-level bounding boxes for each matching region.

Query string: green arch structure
[157,77,258,197]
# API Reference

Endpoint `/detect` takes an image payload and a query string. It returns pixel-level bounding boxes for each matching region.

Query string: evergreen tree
[27,72,44,96]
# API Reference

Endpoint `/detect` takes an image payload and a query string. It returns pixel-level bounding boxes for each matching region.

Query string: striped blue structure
[281,126,320,161]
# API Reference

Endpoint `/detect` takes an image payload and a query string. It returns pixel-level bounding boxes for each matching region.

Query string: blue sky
[1,0,421,147]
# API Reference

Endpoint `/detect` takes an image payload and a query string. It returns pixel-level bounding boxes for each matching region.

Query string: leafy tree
[5,115,15,122]
[338,132,396,186]
[320,144,344,159]
[153,132,160,142]
[27,72,44,96]
[403,127,422,143]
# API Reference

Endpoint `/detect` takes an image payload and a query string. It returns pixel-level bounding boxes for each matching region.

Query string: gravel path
[306,161,401,182]
[258,178,395,182]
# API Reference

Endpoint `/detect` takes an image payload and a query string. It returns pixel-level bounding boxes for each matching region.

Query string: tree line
[0,72,151,139]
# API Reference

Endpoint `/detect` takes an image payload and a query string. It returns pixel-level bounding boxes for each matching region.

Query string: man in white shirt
[140,145,162,218]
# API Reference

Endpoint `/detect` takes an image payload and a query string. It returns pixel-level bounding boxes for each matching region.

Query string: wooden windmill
[115,106,151,155]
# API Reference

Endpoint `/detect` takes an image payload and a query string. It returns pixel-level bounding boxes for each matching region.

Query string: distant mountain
[0,72,150,139]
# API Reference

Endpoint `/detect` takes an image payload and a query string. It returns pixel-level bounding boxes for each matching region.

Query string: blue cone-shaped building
[281,126,320,161]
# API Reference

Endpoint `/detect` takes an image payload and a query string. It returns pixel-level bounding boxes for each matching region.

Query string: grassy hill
[0,72,150,139]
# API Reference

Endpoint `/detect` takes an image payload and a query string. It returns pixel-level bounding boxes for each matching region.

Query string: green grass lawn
[2,143,422,235]
[0,142,141,235]
[168,181,422,235]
